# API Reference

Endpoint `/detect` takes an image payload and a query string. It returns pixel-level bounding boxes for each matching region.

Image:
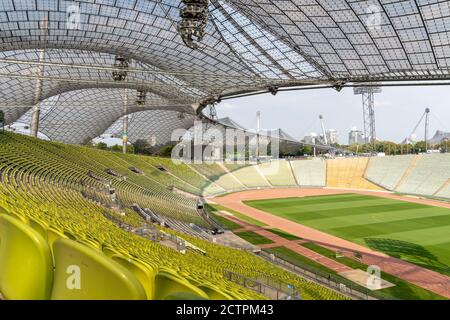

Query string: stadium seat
[153,270,209,300]
[28,217,48,240]
[0,205,8,215]
[197,284,235,300]
[112,255,157,299]
[50,238,147,300]
[47,227,68,251]
[0,214,53,300]
[0,132,348,301]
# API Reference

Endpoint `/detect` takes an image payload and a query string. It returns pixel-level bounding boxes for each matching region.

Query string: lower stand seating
[0,214,53,300]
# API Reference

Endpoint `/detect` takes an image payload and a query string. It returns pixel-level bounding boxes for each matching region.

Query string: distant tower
[256,111,261,162]
[354,85,382,148]
[319,115,328,145]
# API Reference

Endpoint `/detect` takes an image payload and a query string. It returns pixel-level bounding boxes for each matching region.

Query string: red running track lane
[211,188,450,298]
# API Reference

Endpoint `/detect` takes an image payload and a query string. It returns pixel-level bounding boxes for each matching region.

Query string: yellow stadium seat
[47,227,68,251]
[153,270,209,300]
[198,285,235,300]
[7,210,28,224]
[29,217,48,240]
[112,255,157,299]
[0,214,53,300]
[50,238,147,300]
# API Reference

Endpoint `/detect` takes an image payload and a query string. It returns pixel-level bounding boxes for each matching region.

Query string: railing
[223,270,301,300]
[258,251,397,300]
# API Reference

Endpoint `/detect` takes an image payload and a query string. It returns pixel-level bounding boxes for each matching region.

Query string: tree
[96,142,108,150]
[133,139,151,154]
[158,145,175,157]
[126,144,135,154]
[110,144,122,153]
[297,145,313,156]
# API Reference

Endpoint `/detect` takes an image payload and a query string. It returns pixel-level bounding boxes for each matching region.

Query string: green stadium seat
[50,238,147,300]
[153,270,209,300]
[0,214,53,300]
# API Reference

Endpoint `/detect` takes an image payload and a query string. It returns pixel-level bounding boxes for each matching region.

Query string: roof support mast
[30,18,48,138]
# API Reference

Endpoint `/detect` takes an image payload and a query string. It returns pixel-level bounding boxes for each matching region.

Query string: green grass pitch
[244,194,450,276]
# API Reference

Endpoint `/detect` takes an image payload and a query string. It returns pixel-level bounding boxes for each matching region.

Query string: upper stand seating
[257,160,297,187]
[290,159,326,187]
[365,155,416,190]
[326,157,383,191]
[224,164,271,189]
[395,154,450,196]
[189,163,246,193]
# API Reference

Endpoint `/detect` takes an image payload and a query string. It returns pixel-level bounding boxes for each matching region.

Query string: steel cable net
[105,110,196,146]
[16,87,193,144]
[0,0,449,141]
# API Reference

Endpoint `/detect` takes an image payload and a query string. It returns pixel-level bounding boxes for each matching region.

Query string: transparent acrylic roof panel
[16,87,193,144]
[225,0,450,80]
[1,0,450,143]
[0,0,448,101]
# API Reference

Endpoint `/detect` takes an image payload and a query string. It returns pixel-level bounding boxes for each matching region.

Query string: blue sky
[216,85,450,145]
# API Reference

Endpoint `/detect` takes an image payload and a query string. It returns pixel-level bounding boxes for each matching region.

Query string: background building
[326,129,339,145]
[348,127,365,145]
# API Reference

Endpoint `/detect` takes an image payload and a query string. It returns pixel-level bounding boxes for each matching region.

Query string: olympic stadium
[0,0,450,303]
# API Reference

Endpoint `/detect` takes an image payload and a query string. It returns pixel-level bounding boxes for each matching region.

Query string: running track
[211,188,450,298]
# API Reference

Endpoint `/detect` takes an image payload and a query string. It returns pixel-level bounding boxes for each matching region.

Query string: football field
[244,194,450,276]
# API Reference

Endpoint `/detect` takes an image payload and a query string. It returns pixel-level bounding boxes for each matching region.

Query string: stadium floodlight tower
[177,0,209,49]
[256,111,261,163]
[112,55,130,154]
[353,84,382,151]
[425,108,431,152]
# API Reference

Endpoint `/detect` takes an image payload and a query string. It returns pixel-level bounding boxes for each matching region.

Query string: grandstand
[189,163,247,192]
[224,164,271,189]
[257,161,297,187]
[365,155,417,190]
[326,158,383,191]
[0,132,346,300]
[290,159,326,188]
[395,154,450,196]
